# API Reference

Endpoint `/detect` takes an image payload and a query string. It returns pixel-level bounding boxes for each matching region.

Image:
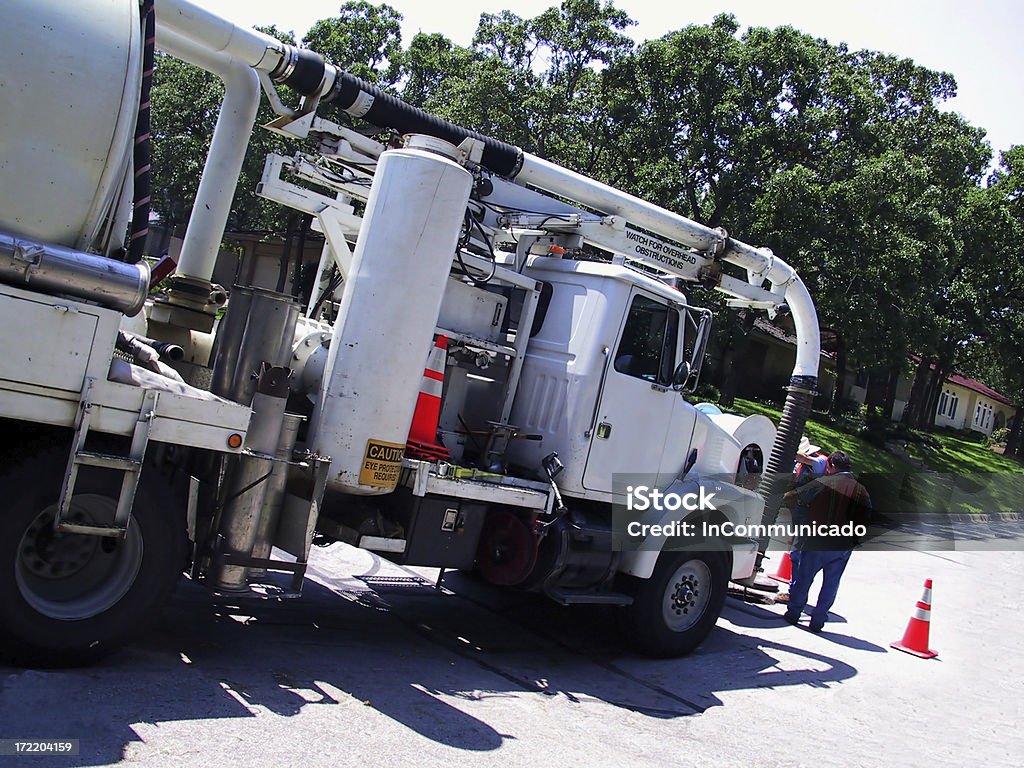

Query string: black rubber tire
[621,549,729,658]
[0,445,186,668]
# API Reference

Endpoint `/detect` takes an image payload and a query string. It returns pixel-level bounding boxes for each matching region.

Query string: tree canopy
[149,1,1022,448]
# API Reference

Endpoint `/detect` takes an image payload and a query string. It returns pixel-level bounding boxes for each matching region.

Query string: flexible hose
[753,375,817,566]
[126,0,155,264]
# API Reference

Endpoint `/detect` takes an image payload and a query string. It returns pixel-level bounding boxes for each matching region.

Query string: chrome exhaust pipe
[0,231,150,315]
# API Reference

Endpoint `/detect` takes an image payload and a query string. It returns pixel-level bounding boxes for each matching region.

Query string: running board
[546,588,633,606]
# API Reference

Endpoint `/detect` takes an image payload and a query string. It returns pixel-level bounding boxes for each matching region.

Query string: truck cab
[509,257,719,499]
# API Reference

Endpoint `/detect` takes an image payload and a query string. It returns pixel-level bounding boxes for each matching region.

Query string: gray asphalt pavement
[2,536,1022,768]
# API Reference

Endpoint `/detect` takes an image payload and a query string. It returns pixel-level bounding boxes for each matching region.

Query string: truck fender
[617,475,761,580]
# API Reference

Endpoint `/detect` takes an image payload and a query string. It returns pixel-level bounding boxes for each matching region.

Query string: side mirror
[671,361,691,391]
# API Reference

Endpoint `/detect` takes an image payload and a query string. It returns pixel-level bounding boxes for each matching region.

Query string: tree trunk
[718,342,738,408]
[290,215,312,297]
[865,369,888,409]
[901,357,931,426]
[1005,410,1023,460]
[881,367,899,422]
[919,366,944,429]
[830,334,847,415]
[276,212,299,293]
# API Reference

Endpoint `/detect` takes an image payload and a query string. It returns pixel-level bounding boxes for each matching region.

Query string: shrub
[986,427,1010,448]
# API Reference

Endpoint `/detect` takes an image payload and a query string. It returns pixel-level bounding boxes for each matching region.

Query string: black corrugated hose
[126,0,155,264]
[753,375,817,568]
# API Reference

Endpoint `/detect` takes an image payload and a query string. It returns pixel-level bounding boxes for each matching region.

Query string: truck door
[583,290,681,493]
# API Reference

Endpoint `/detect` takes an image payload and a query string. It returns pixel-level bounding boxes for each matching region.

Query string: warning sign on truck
[359,439,405,488]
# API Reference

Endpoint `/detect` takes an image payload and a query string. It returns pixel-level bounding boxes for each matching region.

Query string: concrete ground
[1,539,1021,768]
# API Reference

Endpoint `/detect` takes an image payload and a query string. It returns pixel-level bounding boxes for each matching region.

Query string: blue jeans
[784,549,852,629]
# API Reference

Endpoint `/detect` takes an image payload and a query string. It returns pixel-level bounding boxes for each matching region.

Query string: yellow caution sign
[359,439,405,488]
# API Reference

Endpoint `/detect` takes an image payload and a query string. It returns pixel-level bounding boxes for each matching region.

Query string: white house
[849,367,1016,437]
[932,372,1015,436]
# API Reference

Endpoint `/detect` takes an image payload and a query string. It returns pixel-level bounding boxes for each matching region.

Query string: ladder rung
[75,451,142,472]
[56,522,125,538]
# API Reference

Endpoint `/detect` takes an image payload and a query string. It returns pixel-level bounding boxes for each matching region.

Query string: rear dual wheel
[0,446,185,667]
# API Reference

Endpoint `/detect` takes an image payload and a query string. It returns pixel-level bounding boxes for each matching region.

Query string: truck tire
[0,446,186,667]
[621,549,729,658]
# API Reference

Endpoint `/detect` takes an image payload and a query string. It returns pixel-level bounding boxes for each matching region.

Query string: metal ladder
[55,378,159,538]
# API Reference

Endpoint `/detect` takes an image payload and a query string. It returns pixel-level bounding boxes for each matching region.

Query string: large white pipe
[157,0,287,72]
[154,27,260,282]
[517,154,725,255]
[779,277,820,378]
[517,152,821,378]
[308,141,473,495]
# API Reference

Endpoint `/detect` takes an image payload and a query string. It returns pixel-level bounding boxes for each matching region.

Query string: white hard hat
[798,436,821,455]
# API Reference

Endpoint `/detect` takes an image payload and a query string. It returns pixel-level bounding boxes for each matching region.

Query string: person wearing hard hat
[794,435,828,484]
[775,436,829,604]
[783,450,873,631]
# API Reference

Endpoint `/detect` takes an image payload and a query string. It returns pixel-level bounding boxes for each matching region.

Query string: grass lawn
[728,397,1021,474]
[728,398,903,474]
[726,398,1023,515]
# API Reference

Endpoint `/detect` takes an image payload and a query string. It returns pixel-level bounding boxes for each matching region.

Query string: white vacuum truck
[0,0,821,665]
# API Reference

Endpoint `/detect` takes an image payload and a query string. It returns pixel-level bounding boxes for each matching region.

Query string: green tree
[150,25,301,235]
[304,1,404,87]
[403,0,634,174]
[602,15,991,416]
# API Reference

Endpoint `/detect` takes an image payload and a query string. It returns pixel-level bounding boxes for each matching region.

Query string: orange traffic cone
[406,335,450,460]
[768,550,793,583]
[891,578,938,659]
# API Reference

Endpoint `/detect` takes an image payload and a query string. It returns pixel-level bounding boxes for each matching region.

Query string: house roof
[752,318,835,359]
[910,355,1016,407]
[944,371,1016,407]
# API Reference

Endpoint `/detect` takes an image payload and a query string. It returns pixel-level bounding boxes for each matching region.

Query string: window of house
[940,390,959,419]
[614,294,679,385]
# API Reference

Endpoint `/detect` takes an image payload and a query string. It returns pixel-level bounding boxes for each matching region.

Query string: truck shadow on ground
[1,557,869,766]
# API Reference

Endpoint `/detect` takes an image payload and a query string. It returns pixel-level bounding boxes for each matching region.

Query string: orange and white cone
[891,578,938,659]
[406,335,450,460]
[768,550,793,583]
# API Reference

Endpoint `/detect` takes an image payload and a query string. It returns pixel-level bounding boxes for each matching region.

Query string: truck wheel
[622,549,728,657]
[0,447,185,667]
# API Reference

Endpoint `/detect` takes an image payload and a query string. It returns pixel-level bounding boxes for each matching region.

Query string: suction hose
[752,375,818,570]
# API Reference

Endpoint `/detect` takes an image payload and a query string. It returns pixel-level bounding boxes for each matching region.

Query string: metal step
[55,521,125,538]
[75,451,143,472]
[546,588,634,606]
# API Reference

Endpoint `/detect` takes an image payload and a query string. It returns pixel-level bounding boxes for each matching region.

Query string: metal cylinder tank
[0,0,141,251]
[308,139,472,495]
[209,286,300,406]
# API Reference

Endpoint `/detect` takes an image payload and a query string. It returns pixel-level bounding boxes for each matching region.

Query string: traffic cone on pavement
[406,335,450,461]
[768,550,793,583]
[891,578,938,659]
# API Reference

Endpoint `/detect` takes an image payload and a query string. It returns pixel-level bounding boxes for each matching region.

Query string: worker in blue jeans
[784,450,872,632]
[776,436,829,604]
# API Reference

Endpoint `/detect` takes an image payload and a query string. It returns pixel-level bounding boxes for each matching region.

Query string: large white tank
[0,0,140,250]
[308,138,473,495]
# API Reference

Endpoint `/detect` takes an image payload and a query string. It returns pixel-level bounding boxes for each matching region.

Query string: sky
[188,0,1022,161]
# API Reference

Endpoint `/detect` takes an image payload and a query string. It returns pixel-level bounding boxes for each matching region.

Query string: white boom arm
[157,0,819,383]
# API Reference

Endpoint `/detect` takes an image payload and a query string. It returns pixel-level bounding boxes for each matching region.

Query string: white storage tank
[0,0,140,250]
[308,137,473,495]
